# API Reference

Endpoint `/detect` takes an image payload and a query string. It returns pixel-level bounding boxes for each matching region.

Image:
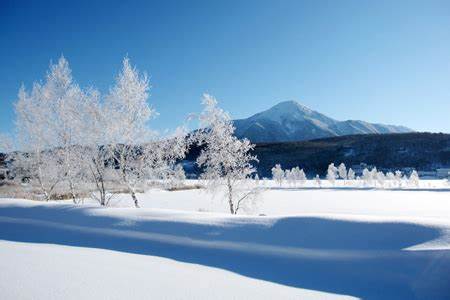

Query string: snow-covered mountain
[233,101,412,142]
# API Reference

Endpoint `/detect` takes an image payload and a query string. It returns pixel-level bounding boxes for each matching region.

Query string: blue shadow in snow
[0,204,449,300]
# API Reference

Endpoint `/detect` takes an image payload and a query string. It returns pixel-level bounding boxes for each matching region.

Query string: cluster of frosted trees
[271,162,420,188]
[325,163,420,188]
[6,56,259,213]
[271,164,307,187]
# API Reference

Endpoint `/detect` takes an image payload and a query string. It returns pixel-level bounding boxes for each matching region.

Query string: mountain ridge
[233,100,412,142]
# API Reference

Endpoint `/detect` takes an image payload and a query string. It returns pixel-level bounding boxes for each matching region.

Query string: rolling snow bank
[0,240,349,300]
[0,184,450,299]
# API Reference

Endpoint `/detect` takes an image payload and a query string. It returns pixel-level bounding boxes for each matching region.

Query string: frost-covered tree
[14,79,63,200]
[386,171,395,188]
[409,170,420,187]
[298,168,307,186]
[284,167,306,187]
[386,171,395,180]
[167,164,186,189]
[42,57,88,203]
[326,163,338,185]
[338,163,347,180]
[271,164,284,186]
[347,168,355,181]
[395,170,403,188]
[14,56,100,202]
[402,174,409,187]
[376,171,385,188]
[106,57,156,208]
[284,169,293,186]
[315,174,321,188]
[11,150,63,200]
[196,94,259,215]
[254,173,261,188]
[370,167,378,187]
[362,168,371,186]
[146,127,191,187]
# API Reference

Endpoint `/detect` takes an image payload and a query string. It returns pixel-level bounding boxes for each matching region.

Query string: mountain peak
[253,100,336,126]
[271,100,313,113]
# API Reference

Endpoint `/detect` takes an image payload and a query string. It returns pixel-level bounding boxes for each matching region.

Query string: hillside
[185,132,450,177]
[252,132,450,177]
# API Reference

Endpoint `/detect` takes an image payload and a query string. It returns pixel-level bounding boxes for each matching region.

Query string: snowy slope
[0,183,450,299]
[0,240,350,300]
[233,101,412,142]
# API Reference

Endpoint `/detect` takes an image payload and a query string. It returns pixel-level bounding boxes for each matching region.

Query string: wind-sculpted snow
[0,198,449,299]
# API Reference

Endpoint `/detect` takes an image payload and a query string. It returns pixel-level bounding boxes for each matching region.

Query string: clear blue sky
[1,0,449,134]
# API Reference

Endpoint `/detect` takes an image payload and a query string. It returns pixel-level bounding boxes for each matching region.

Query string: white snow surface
[1,180,449,299]
[0,240,348,300]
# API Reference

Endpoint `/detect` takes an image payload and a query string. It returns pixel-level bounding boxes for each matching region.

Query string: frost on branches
[12,55,190,206]
[106,57,156,208]
[14,57,86,201]
[196,94,260,215]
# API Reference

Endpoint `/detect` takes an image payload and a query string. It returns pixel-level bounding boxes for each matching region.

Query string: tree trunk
[131,190,140,208]
[37,167,50,201]
[123,173,140,208]
[100,178,106,206]
[227,178,235,214]
[69,180,77,204]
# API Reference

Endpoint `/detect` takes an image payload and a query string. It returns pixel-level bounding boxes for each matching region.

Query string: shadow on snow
[0,203,449,300]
